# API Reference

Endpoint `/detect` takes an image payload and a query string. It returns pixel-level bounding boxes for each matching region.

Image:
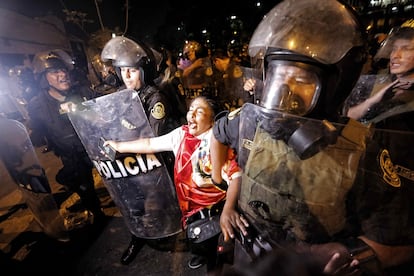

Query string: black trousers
[56,153,102,214]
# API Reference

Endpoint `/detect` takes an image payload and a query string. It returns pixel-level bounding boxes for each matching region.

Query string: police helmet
[374,19,414,62]
[101,36,157,85]
[183,40,207,59]
[32,49,74,89]
[32,49,74,76]
[249,0,367,119]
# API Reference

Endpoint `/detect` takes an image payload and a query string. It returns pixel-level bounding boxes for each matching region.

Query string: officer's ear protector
[261,112,339,160]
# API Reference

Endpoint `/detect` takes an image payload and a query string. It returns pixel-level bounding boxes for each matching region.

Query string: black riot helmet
[100,36,157,86]
[32,49,74,89]
[249,0,367,120]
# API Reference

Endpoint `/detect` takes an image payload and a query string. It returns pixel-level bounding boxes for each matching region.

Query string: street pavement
[0,147,206,276]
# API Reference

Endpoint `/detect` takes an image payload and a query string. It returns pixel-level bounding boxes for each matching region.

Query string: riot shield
[238,104,371,244]
[342,74,394,116]
[234,103,414,266]
[240,66,262,105]
[0,118,67,239]
[68,89,182,239]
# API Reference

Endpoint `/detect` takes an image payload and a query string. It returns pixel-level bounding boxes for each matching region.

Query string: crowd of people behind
[152,39,256,114]
[1,0,414,275]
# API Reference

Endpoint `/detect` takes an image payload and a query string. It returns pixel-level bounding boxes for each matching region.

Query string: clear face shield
[247,0,365,112]
[261,60,321,116]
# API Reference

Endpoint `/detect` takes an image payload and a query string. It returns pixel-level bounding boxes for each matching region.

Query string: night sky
[0,0,277,49]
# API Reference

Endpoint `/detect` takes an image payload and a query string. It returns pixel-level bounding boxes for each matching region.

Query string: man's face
[263,62,320,115]
[185,49,196,62]
[390,38,414,78]
[46,68,71,92]
[120,67,142,90]
[213,57,226,72]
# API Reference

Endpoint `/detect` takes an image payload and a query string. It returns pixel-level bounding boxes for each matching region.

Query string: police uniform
[130,84,180,179]
[345,75,414,247]
[136,84,179,136]
[213,102,414,273]
[211,0,414,273]
[181,57,216,99]
[216,63,253,110]
[28,85,103,216]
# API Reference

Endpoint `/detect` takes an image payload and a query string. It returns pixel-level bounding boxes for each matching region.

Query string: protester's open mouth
[188,120,197,130]
[390,61,400,68]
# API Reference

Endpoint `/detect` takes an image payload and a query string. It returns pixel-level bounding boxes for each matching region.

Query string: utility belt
[186,200,225,244]
[184,87,216,99]
[186,200,225,225]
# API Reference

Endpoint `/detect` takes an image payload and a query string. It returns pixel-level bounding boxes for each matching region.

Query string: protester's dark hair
[191,96,224,121]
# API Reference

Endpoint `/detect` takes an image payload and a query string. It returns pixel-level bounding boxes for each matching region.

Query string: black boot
[120,235,145,265]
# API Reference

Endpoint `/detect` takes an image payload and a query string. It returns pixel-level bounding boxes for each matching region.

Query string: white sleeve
[149,127,184,156]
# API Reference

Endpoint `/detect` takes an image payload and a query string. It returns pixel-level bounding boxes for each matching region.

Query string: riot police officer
[101,36,180,265]
[211,0,414,274]
[178,40,216,100]
[28,49,106,227]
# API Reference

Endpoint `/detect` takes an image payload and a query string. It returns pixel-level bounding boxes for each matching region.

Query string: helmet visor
[261,60,321,115]
[248,0,364,65]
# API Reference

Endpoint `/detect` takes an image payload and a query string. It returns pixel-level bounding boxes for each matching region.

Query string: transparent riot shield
[0,118,67,239]
[240,66,263,105]
[68,89,182,239]
[342,74,394,117]
[231,103,414,270]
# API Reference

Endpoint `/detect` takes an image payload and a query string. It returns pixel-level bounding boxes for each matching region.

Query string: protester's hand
[220,207,249,242]
[243,78,256,93]
[309,242,361,275]
[394,79,414,90]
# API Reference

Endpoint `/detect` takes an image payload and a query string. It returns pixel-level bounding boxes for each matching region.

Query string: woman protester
[104,96,241,272]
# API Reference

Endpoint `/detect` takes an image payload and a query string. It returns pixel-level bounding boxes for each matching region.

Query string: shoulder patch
[379,149,401,187]
[228,108,241,120]
[151,102,166,120]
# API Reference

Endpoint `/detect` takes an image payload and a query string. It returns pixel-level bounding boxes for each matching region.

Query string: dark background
[0,0,278,51]
[0,0,411,64]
